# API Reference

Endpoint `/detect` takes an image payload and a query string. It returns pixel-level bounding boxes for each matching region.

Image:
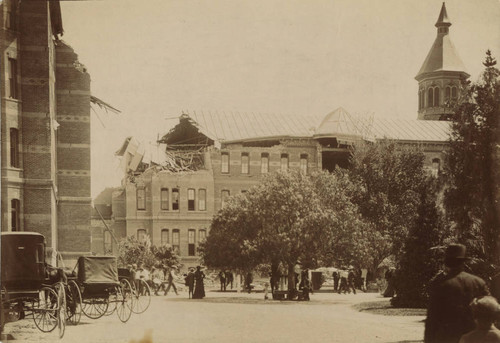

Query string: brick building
[1,0,92,264]
[103,3,466,270]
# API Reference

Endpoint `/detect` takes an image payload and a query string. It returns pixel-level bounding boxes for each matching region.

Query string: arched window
[434,87,440,107]
[428,88,434,108]
[445,86,451,102]
[137,229,147,242]
[418,91,422,110]
[161,229,169,245]
[451,86,457,99]
[11,199,20,231]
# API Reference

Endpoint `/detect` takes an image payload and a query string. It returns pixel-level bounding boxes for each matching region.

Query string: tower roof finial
[436,2,451,27]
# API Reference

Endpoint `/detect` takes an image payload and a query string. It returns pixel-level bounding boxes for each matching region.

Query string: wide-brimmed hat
[444,243,468,263]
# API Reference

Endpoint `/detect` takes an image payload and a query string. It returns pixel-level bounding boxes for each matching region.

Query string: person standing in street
[424,243,490,343]
[338,268,348,294]
[193,266,205,299]
[185,268,195,299]
[459,296,500,343]
[225,270,234,290]
[333,271,340,292]
[164,266,178,296]
[347,268,357,294]
[218,270,226,292]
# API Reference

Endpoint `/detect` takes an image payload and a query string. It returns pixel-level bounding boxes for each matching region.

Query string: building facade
[1,0,92,264]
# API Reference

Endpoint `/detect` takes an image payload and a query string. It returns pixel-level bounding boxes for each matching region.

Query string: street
[3,291,425,343]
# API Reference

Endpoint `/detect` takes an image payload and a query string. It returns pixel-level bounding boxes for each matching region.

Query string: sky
[58,0,500,197]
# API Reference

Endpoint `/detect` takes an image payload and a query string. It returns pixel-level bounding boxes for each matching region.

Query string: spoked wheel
[82,298,109,319]
[66,280,82,325]
[33,287,59,333]
[104,298,117,316]
[115,284,132,323]
[53,282,66,339]
[131,279,151,314]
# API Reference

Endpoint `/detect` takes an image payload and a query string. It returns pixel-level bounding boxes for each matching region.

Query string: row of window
[137,188,233,211]
[418,85,458,110]
[221,153,308,175]
[137,228,207,256]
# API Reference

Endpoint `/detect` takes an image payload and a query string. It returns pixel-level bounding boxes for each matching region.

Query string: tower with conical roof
[415,2,469,120]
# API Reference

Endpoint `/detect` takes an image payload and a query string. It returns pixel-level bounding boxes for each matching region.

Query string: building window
[261,153,269,174]
[104,231,112,254]
[199,229,207,242]
[434,87,440,107]
[427,88,434,108]
[431,158,440,177]
[8,58,18,99]
[221,153,229,174]
[445,86,451,103]
[188,229,195,256]
[198,189,206,211]
[451,86,457,99]
[137,229,147,242]
[188,188,195,211]
[418,90,422,110]
[300,154,308,174]
[280,154,288,172]
[172,188,179,210]
[221,190,230,208]
[137,188,146,210]
[10,128,19,168]
[160,188,169,210]
[241,153,249,174]
[172,229,180,253]
[11,199,20,231]
[161,229,169,245]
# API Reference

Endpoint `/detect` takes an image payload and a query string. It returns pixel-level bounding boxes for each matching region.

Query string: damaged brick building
[1,0,97,264]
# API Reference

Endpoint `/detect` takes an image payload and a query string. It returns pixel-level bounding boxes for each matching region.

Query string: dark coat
[424,269,489,343]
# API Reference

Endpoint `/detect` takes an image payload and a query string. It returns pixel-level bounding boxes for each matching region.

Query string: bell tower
[415,2,469,120]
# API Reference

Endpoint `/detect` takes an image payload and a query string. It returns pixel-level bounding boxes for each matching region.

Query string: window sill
[3,97,21,103]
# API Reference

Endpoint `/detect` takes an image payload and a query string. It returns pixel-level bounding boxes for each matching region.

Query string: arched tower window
[418,90,422,110]
[427,88,434,108]
[445,86,451,102]
[434,87,440,107]
[451,86,457,99]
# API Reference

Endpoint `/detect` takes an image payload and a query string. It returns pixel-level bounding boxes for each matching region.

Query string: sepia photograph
[1,0,500,342]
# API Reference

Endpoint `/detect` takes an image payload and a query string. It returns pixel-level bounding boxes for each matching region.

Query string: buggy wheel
[33,287,59,333]
[104,297,117,316]
[115,285,132,323]
[82,298,109,319]
[66,280,82,325]
[54,282,66,339]
[131,279,151,314]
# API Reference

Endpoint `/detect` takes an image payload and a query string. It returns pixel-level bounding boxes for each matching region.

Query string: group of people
[217,270,234,292]
[333,267,358,294]
[424,243,500,343]
[183,266,206,299]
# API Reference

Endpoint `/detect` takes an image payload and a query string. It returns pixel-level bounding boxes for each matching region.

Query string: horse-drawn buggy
[72,256,133,322]
[1,232,67,338]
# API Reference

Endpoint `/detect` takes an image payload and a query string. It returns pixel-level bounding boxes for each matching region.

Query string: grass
[353,300,426,316]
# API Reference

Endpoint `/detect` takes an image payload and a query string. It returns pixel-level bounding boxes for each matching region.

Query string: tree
[391,178,448,307]
[348,140,430,272]
[200,170,367,297]
[118,235,180,270]
[444,50,500,274]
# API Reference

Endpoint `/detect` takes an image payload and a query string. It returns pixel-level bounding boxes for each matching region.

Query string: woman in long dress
[192,266,205,299]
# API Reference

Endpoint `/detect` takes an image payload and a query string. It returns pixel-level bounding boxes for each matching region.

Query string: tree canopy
[444,50,500,273]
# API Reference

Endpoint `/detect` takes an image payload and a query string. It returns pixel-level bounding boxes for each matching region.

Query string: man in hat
[164,266,178,296]
[424,243,490,343]
[459,296,500,343]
